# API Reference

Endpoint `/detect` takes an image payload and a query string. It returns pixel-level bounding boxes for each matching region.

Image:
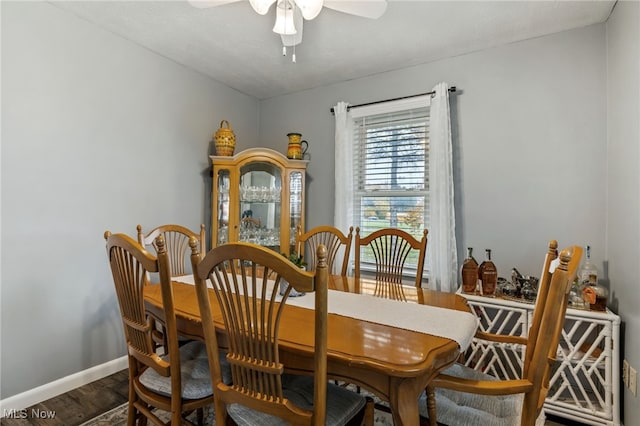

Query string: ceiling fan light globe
[294,0,323,20]
[273,4,297,35]
[249,0,276,15]
[281,7,304,46]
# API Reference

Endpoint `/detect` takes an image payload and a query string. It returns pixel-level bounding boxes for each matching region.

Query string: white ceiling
[51,0,616,99]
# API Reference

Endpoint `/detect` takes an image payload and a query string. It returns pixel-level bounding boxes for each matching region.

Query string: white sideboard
[458,291,621,426]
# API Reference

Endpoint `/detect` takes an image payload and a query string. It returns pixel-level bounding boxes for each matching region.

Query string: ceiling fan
[188,0,388,61]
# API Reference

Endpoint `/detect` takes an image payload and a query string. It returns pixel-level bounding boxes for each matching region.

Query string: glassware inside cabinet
[216,170,230,245]
[239,162,282,250]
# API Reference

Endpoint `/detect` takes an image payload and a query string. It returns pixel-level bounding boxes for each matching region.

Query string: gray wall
[606,1,640,423]
[260,24,607,279]
[1,1,259,398]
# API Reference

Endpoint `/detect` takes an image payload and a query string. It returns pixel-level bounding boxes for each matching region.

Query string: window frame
[349,95,431,280]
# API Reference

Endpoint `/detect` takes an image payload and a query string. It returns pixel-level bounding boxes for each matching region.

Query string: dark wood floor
[1,370,129,426]
[2,369,586,426]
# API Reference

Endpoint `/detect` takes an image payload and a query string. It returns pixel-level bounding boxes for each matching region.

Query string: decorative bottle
[477,253,486,288]
[578,245,598,287]
[479,249,498,297]
[582,279,608,311]
[461,248,479,294]
[579,246,607,311]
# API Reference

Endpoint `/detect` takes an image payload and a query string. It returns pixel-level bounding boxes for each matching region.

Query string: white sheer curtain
[333,102,353,274]
[333,102,353,236]
[429,82,458,293]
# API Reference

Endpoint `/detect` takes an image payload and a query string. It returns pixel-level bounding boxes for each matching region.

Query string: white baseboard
[0,356,127,416]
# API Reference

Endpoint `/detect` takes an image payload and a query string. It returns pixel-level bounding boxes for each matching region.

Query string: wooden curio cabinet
[211,148,307,255]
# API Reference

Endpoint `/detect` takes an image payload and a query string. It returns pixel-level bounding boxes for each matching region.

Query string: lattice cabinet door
[543,308,621,426]
[462,297,529,380]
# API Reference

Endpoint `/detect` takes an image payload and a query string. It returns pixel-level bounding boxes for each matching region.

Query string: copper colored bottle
[480,249,498,297]
[461,247,479,293]
[477,253,486,285]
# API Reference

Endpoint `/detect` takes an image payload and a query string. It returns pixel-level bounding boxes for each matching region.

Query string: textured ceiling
[51,0,615,99]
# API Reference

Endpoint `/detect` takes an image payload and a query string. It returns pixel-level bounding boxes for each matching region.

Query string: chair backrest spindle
[355,227,428,288]
[137,223,205,277]
[296,225,353,275]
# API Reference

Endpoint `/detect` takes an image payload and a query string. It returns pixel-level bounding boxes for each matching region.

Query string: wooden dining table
[144,275,473,426]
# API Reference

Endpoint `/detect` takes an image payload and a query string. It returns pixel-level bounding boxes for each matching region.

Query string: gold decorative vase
[214,120,236,156]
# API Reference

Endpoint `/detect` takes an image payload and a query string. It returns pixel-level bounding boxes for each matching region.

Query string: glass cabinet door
[289,171,303,253]
[216,170,230,246]
[211,148,307,256]
[239,162,281,251]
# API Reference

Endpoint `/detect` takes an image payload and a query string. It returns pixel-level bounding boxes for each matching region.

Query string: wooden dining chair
[420,241,583,426]
[355,227,428,288]
[104,231,215,426]
[296,225,354,276]
[189,240,374,426]
[137,223,206,277]
[137,223,207,353]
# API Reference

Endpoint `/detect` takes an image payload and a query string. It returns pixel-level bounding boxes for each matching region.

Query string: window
[351,97,430,274]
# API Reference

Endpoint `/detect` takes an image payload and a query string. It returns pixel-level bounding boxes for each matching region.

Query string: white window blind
[351,98,430,275]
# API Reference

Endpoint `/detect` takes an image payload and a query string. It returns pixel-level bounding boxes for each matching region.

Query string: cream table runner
[175,275,478,351]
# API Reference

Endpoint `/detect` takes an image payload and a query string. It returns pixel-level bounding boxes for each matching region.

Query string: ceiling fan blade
[323,0,387,19]
[294,0,324,20]
[250,0,277,15]
[187,0,242,9]
[281,7,303,46]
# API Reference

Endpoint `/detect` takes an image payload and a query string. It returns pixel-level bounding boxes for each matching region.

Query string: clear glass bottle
[582,272,608,312]
[568,277,586,309]
[578,245,598,287]
[461,247,479,294]
[578,245,607,311]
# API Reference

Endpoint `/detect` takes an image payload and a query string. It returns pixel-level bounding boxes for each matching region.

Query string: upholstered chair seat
[139,341,232,399]
[228,374,367,426]
[418,364,545,426]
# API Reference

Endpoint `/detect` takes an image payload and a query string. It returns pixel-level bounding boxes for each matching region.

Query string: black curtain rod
[329,86,457,114]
